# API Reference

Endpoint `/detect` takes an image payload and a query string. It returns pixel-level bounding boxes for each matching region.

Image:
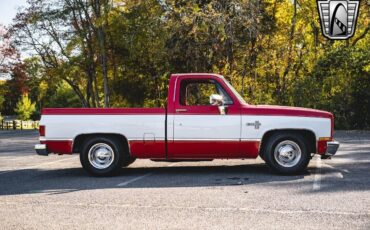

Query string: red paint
[42,108,165,115]
[130,140,166,158]
[39,125,45,136]
[167,140,259,159]
[167,76,177,114]
[40,139,260,158]
[130,140,259,159]
[241,105,333,119]
[330,116,334,139]
[41,140,73,154]
[167,74,241,115]
[239,141,260,158]
[317,140,328,154]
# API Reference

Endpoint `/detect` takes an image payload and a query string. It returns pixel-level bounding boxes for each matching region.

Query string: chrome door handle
[176,109,187,113]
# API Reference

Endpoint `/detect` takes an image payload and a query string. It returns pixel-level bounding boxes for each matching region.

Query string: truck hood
[241,105,333,119]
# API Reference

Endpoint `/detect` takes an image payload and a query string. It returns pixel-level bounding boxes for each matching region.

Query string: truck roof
[170,73,224,79]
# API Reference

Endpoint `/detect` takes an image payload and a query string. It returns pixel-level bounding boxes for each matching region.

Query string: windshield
[222,77,248,105]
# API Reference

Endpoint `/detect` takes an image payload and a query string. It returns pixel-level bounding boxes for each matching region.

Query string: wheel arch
[259,129,317,158]
[73,133,130,156]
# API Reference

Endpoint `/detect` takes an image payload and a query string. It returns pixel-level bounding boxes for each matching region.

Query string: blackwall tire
[264,133,310,175]
[80,137,123,176]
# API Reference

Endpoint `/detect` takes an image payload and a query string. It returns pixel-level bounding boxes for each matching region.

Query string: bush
[14,94,36,120]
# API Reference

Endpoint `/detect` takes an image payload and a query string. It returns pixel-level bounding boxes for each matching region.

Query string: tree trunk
[63,77,89,107]
[93,0,110,108]
[280,0,297,104]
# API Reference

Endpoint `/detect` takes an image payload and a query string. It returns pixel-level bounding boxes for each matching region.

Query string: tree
[12,0,116,108]
[2,63,29,114]
[14,94,36,120]
[0,94,4,112]
[0,24,19,73]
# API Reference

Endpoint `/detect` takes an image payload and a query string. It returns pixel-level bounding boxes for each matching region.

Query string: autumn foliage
[0,0,369,129]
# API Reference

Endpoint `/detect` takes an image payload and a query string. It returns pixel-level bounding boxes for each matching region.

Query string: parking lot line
[0,156,78,175]
[323,163,348,174]
[117,162,178,187]
[117,173,153,187]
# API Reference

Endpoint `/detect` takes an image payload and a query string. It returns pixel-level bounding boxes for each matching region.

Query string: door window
[179,80,233,106]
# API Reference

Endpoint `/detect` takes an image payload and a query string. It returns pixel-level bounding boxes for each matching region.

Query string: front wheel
[80,137,123,176]
[264,133,310,174]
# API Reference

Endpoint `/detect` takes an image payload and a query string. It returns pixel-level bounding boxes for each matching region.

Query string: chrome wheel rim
[88,143,115,169]
[273,140,302,168]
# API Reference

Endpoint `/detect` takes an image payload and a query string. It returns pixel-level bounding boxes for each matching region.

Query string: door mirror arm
[218,105,228,115]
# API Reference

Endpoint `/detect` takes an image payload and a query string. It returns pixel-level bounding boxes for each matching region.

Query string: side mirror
[209,94,227,115]
[209,94,224,106]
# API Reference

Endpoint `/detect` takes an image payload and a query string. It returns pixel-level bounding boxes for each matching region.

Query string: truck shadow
[0,163,309,196]
[1,159,369,196]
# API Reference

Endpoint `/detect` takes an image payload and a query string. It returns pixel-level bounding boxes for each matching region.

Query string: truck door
[168,77,241,158]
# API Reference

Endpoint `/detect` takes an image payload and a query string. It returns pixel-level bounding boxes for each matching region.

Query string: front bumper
[321,140,340,159]
[35,144,49,156]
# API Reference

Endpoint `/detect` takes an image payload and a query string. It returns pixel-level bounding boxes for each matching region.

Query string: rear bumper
[35,140,73,155]
[35,144,49,156]
[321,140,340,159]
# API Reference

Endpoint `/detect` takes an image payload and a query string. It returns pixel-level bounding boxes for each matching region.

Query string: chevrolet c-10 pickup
[35,73,339,176]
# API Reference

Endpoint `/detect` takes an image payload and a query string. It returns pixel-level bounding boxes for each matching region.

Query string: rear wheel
[80,137,123,176]
[264,133,310,174]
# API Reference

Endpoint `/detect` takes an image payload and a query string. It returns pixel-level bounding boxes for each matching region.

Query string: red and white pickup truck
[35,73,339,176]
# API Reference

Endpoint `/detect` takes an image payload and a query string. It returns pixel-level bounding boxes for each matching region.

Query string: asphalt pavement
[0,130,369,229]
